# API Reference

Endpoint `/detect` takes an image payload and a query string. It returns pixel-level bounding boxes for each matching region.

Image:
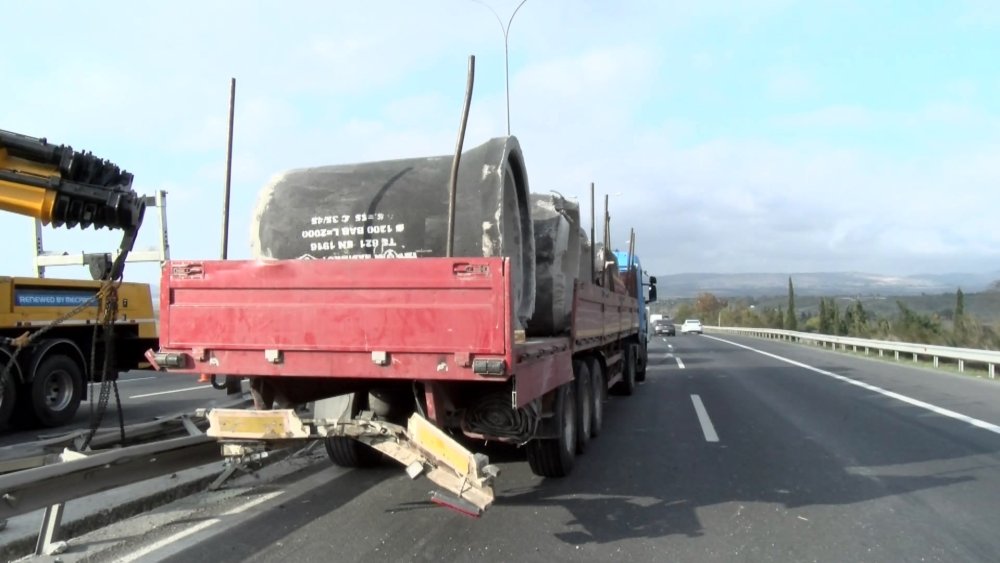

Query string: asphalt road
[0,370,232,447]
[70,334,1000,562]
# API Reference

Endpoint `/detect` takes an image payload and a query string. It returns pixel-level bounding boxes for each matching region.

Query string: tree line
[670,278,1000,351]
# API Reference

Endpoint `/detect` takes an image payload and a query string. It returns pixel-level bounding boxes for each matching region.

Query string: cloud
[957,0,1000,27]
[765,68,818,101]
[777,105,878,128]
[775,102,1000,144]
[2,0,998,287]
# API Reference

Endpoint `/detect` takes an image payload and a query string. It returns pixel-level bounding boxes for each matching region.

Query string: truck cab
[613,250,656,379]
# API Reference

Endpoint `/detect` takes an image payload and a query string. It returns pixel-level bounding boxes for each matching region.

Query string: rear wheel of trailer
[587,356,606,438]
[323,391,383,468]
[573,359,592,454]
[526,382,576,478]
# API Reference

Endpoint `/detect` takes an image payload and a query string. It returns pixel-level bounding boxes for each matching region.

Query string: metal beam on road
[0,435,221,519]
[0,397,251,475]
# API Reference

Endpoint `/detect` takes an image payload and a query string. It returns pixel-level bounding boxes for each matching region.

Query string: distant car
[653,319,675,336]
[681,319,703,334]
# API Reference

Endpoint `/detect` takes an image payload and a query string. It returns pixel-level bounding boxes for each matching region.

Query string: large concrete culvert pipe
[250,136,537,328]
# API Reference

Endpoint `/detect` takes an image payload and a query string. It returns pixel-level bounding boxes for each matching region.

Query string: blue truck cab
[614,250,657,380]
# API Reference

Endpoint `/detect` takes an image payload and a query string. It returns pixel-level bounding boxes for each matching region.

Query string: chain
[79,286,120,450]
[1,223,137,446]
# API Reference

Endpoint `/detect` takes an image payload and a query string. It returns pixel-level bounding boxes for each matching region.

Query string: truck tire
[611,344,637,396]
[573,360,592,454]
[323,391,382,468]
[586,357,605,438]
[324,435,381,468]
[25,354,83,428]
[526,383,576,478]
[636,342,648,383]
[0,366,17,430]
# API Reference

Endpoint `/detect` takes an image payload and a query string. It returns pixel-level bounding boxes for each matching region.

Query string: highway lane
[75,334,1000,562]
[0,370,233,447]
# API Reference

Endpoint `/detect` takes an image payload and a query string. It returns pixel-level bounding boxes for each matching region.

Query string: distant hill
[655,271,1000,299]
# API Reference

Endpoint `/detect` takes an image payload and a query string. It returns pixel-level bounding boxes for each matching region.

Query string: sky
[2,0,999,287]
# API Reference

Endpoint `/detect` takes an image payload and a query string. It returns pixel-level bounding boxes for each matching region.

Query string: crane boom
[0,129,144,231]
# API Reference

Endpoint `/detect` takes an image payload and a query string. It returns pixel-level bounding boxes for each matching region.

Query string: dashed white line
[118,491,283,563]
[705,335,1000,437]
[691,394,719,442]
[116,376,156,384]
[129,385,212,399]
[675,357,686,369]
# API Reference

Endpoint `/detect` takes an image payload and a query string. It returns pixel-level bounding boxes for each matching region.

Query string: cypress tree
[785,277,797,330]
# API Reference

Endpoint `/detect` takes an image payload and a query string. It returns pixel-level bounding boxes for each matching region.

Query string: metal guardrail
[0,396,252,556]
[0,434,219,520]
[704,326,999,378]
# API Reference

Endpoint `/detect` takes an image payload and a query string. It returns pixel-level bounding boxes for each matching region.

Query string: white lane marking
[118,491,283,563]
[691,394,719,442]
[129,385,212,399]
[675,357,686,369]
[116,376,156,384]
[705,335,1000,436]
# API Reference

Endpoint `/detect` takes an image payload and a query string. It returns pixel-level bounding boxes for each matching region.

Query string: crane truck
[148,135,657,516]
[0,129,158,430]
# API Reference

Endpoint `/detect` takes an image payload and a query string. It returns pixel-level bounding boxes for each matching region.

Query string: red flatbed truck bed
[150,256,642,514]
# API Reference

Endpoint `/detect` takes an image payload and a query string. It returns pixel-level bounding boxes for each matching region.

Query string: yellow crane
[0,129,158,429]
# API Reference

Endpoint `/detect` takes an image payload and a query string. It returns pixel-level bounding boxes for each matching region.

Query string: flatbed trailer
[150,255,642,514]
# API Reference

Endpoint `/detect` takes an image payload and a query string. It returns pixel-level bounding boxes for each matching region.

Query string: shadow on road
[493,356,988,547]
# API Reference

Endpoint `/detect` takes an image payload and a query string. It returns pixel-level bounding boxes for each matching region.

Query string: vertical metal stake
[603,194,610,287]
[627,228,635,272]
[589,182,595,283]
[221,77,236,260]
[446,55,476,257]
[35,503,64,556]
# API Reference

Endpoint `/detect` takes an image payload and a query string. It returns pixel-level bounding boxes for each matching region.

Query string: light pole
[471,0,529,135]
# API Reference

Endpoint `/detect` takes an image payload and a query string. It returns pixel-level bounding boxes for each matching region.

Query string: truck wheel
[323,391,382,468]
[0,367,17,430]
[324,436,381,468]
[26,354,83,428]
[573,360,592,454]
[587,357,605,438]
[611,344,637,396]
[526,383,576,478]
[636,342,648,383]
